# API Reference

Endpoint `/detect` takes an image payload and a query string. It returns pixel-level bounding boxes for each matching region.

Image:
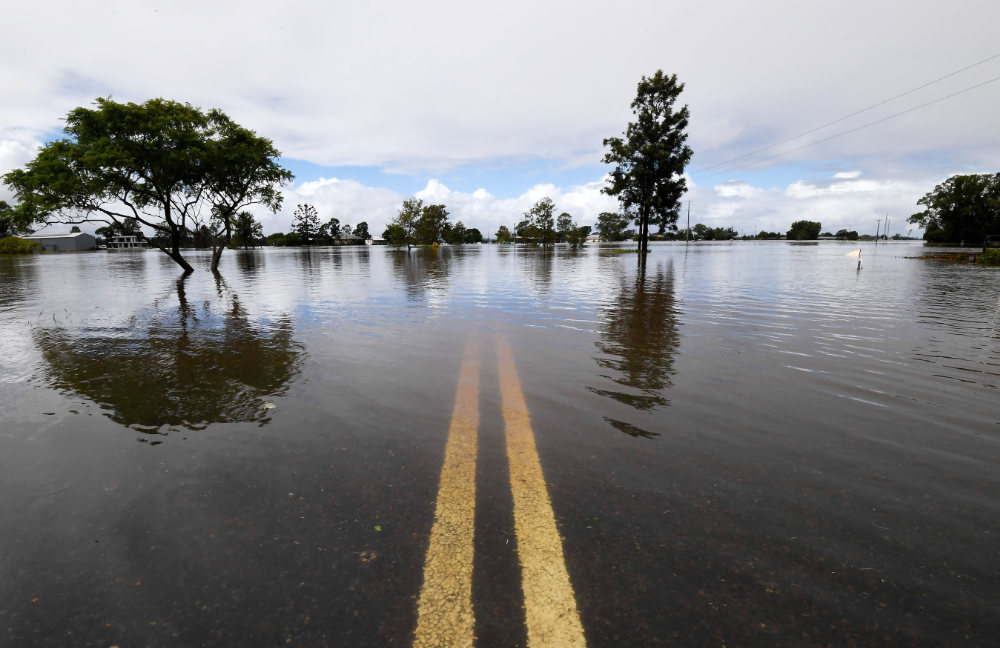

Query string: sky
[2,0,1000,238]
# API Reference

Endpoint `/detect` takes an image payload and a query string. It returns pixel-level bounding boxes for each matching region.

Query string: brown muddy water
[0,241,998,647]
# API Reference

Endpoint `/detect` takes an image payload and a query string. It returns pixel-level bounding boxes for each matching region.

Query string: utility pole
[875,219,881,248]
[685,201,690,244]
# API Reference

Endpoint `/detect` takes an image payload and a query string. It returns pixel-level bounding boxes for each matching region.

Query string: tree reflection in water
[391,247,451,302]
[590,259,679,438]
[34,274,302,435]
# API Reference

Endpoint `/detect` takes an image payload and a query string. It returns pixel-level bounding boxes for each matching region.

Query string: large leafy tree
[786,220,821,240]
[0,200,31,237]
[603,71,693,254]
[908,173,1000,244]
[596,211,631,241]
[389,197,423,249]
[525,197,556,247]
[3,98,292,273]
[416,204,450,244]
[495,225,513,243]
[202,112,292,269]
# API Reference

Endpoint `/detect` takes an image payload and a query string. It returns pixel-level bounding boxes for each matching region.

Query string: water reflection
[234,249,266,278]
[34,275,303,434]
[589,259,680,437]
[0,257,37,310]
[519,248,555,294]
[391,248,452,302]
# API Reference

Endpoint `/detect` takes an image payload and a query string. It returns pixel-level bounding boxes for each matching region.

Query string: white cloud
[693,175,926,236]
[2,0,998,178]
[263,176,619,237]
[834,171,861,179]
[0,138,38,203]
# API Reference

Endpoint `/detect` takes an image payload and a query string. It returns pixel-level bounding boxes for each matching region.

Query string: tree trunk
[160,246,194,274]
[210,244,225,272]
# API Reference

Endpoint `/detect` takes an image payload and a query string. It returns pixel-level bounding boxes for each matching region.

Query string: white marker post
[846,248,862,270]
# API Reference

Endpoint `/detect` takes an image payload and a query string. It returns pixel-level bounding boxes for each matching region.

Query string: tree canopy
[596,212,632,242]
[908,173,1000,245]
[787,220,821,240]
[2,98,292,273]
[603,71,693,254]
[292,204,320,244]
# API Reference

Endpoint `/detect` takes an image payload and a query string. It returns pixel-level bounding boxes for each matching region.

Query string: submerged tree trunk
[210,243,225,272]
[210,220,233,272]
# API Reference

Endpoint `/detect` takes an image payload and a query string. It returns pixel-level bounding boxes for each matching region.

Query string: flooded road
[1,242,998,646]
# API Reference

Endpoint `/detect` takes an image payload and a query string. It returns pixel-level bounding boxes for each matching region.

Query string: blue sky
[2,0,999,236]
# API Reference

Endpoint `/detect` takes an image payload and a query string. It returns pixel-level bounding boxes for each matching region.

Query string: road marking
[413,337,480,648]
[496,334,587,648]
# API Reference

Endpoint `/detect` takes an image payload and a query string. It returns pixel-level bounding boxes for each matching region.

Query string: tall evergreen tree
[603,71,693,254]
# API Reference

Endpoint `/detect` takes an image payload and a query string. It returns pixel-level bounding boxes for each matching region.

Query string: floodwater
[1,242,997,647]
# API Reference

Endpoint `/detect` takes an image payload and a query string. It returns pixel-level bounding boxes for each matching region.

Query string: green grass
[908,249,1000,265]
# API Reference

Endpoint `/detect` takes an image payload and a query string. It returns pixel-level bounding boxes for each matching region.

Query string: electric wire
[702,74,1000,177]
[694,50,1000,176]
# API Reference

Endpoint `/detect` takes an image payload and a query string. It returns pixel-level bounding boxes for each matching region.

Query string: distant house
[585,233,602,243]
[22,231,97,251]
[337,232,364,245]
[107,235,147,250]
[365,237,386,245]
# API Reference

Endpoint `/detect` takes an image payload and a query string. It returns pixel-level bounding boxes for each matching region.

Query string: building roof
[23,232,93,240]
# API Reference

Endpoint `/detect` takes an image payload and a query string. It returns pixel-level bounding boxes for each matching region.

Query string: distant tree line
[382,197,483,248]
[493,198,589,247]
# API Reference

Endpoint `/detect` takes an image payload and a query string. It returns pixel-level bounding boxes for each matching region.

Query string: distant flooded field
[1,241,998,646]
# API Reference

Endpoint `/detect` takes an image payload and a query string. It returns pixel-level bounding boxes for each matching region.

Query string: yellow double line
[413,334,586,648]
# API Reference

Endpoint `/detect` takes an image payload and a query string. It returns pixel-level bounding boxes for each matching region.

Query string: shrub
[0,236,42,255]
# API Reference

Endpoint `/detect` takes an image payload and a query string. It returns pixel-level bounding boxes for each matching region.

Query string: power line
[702,74,1000,178]
[694,50,1000,175]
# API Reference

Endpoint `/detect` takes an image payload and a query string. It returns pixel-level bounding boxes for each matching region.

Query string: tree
[353,221,370,239]
[383,224,408,247]
[835,229,859,241]
[201,111,292,270]
[3,98,291,273]
[525,197,556,247]
[292,204,320,245]
[464,228,483,244]
[317,217,340,245]
[233,212,263,249]
[787,220,821,240]
[444,220,467,245]
[596,211,631,241]
[416,204,450,244]
[603,71,693,254]
[556,212,574,242]
[908,173,1000,244]
[390,197,423,249]
[0,200,27,237]
[514,218,537,244]
[495,225,513,244]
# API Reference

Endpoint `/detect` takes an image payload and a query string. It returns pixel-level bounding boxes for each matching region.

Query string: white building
[107,235,147,250]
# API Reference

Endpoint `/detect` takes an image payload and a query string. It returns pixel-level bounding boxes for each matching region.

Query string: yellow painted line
[413,337,480,648]
[496,334,587,648]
